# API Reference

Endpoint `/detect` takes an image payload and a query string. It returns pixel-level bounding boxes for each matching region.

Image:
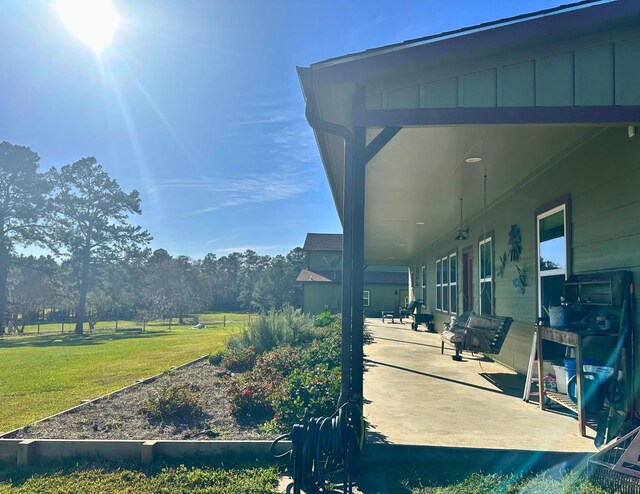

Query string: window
[363,290,370,307]
[436,253,457,313]
[537,203,568,316]
[421,265,427,306]
[479,237,493,315]
[436,259,442,311]
[449,253,457,314]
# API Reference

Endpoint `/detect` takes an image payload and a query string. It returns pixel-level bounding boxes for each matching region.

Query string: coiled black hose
[271,403,363,494]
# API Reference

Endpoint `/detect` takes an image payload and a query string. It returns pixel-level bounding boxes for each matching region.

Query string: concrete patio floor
[363,318,597,452]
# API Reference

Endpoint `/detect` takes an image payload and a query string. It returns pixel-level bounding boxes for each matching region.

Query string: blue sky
[0,0,572,259]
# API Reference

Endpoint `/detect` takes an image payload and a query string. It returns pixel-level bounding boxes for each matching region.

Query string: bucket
[549,306,571,328]
[564,358,577,382]
[567,372,610,411]
[552,364,568,394]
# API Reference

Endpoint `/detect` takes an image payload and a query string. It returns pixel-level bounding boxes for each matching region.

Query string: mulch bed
[7,360,273,441]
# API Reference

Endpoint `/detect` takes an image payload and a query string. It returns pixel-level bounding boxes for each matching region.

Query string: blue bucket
[564,358,577,382]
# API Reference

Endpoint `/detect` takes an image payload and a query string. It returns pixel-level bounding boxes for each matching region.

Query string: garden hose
[270,403,362,494]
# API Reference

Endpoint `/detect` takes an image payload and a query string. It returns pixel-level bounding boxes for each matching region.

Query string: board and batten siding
[410,127,640,377]
[366,31,640,110]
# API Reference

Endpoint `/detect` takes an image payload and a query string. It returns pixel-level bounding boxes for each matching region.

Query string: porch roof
[298,0,640,264]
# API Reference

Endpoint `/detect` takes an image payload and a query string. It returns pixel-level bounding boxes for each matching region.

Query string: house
[298,0,640,390]
[296,233,408,317]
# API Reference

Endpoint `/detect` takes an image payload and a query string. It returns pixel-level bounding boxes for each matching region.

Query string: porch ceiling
[360,124,604,263]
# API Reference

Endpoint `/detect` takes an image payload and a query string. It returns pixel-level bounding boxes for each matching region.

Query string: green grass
[15,312,255,335]
[382,468,613,494]
[0,315,248,432]
[0,461,280,493]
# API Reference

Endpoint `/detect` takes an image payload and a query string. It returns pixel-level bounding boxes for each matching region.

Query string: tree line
[0,141,305,336]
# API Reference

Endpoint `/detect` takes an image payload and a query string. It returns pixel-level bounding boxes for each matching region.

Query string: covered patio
[363,318,596,452]
[299,0,640,448]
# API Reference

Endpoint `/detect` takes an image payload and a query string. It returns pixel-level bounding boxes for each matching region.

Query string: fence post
[61,321,64,334]
[37,323,40,334]
[223,315,226,328]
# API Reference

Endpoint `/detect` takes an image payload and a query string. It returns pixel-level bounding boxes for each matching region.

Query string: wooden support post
[37,323,40,334]
[141,440,157,465]
[223,316,226,328]
[61,322,64,334]
[17,440,36,466]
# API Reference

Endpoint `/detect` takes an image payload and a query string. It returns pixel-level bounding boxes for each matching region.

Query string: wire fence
[1,313,257,338]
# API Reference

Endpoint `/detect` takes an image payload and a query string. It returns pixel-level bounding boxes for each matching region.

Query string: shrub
[225,346,298,419]
[226,305,315,354]
[273,365,341,427]
[208,350,226,366]
[141,383,204,422]
[222,346,256,373]
[314,311,333,327]
[253,346,300,378]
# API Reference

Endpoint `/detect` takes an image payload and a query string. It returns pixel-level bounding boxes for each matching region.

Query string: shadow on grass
[0,330,173,349]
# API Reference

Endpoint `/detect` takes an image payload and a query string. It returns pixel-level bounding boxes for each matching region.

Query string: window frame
[435,251,457,314]
[536,197,571,317]
[363,290,370,307]
[449,252,458,315]
[421,265,427,307]
[478,235,494,315]
[435,259,442,311]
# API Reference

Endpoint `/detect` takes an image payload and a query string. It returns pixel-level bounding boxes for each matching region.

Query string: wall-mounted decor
[512,264,528,294]
[496,251,507,278]
[508,224,522,262]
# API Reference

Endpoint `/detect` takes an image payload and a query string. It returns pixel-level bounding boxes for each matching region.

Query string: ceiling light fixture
[416,221,425,225]
[454,196,468,241]
[465,156,483,164]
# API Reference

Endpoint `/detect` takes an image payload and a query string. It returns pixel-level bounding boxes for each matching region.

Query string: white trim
[479,237,493,315]
[536,203,568,316]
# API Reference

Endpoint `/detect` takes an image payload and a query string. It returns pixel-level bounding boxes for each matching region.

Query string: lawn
[0,314,246,432]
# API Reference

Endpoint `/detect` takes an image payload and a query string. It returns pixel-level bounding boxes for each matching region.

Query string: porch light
[455,196,469,241]
[465,156,482,164]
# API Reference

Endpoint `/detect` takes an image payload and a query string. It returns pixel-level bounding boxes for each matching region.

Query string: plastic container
[567,372,610,411]
[552,364,568,394]
[564,358,577,382]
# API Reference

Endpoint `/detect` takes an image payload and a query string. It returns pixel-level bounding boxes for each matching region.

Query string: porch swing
[440,169,513,360]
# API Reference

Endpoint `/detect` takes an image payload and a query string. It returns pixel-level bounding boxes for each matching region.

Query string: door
[463,248,473,312]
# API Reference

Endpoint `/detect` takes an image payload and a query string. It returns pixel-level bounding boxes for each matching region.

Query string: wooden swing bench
[441,312,513,361]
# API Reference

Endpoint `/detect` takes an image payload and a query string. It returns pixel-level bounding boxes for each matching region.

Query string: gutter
[297,66,354,407]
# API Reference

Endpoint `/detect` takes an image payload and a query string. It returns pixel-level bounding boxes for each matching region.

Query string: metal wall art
[508,224,522,262]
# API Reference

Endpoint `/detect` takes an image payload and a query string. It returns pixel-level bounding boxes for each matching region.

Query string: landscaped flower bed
[6,308,342,441]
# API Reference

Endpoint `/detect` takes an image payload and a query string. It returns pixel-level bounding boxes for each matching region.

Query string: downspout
[303,93,355,408]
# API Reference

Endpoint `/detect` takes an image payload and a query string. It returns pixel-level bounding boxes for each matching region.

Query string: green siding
[302,281,406,317]
[502,61,535,107]
[421,77,458,108]
[462,69,497,107]
[537,52,574,106]
[387,86,420,109]
[575,43,614,106]
[615,37,640,105]
[366,26,640,111]
[409,128,640,377]
[307,250,342,271]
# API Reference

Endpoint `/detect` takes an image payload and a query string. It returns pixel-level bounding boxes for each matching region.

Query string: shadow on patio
[363,318,596,452]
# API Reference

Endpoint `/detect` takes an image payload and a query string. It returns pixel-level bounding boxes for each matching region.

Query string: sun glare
[55,0,120,53]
